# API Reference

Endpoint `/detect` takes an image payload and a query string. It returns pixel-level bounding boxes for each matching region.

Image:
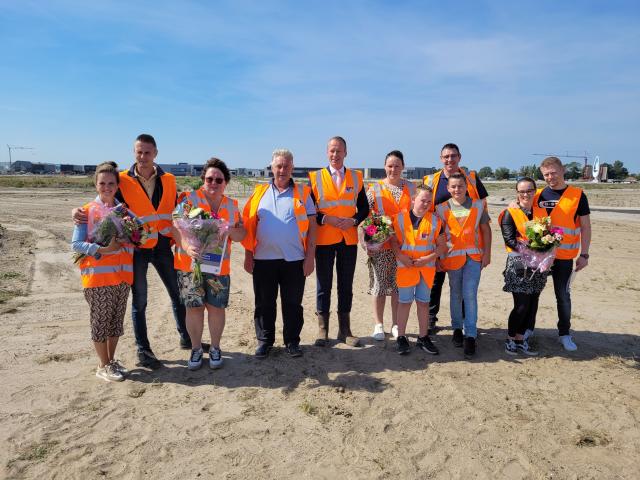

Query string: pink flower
[365,225,377,236]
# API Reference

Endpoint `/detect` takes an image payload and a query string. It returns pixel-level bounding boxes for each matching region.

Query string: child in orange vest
[391,184,447,355]
[71,162,133,382]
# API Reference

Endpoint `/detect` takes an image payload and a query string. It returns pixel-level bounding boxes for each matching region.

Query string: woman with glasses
[172,158,246,371]
[498,176,547,356]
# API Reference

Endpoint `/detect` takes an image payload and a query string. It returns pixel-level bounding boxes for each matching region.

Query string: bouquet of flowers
[517,216,563,276]
[73,203,148,264]
[360,213,393,252]
[172,200,229,286]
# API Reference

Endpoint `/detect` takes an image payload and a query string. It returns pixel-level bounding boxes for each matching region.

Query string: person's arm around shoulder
[303,219,317,277]
[480,221,491,268]
[575,214,591,271]
[227,202,247,242]
[71,207,88,225]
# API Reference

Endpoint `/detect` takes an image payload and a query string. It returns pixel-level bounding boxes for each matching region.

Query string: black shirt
[433,170,489,206]
[537,186,590,220]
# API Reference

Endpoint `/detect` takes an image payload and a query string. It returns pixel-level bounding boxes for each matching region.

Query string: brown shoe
[314,312,329,347]
[337,312,360,347]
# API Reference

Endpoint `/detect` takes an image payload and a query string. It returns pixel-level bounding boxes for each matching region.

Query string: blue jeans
[131,236,188,351]
[447,257,482,338]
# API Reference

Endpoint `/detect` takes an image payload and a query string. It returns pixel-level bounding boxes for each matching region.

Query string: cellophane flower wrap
[172,199,229,287]
[360,213,394,252]
[517,216,564,276]
[73,202,149,264]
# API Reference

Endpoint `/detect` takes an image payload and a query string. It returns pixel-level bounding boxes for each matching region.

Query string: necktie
[335,169,344,191]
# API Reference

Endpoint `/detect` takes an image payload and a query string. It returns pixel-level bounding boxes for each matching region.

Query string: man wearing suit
[309,136,369,347]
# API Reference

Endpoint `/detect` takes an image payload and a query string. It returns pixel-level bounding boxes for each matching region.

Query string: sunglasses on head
[204,177,224,184]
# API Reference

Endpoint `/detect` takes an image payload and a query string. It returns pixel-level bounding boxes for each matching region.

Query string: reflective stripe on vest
[498,207,529,253]
[118,170,177,248]
[423,168,480,211]
[532,186,582,260]
[310,168,362,246]
[393,211,440,288]
[372,181,414,216]
[436,199,484,270]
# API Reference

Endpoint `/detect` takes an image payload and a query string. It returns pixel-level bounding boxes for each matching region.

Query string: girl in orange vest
[172,158,246,371]
[499,177,546,356]
[71,162,133,382]
[363,150,415,342]
[436,173,492,358]
[391,184,446,355]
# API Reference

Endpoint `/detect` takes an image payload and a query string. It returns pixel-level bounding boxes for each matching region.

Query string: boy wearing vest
[436,173,492,358]
[242,149,317,359]
[423,143,489,334]
[72,162,133,382]
[534,156,591,351]
[391,184,447,355]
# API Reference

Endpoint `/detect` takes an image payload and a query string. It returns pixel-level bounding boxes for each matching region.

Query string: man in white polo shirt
[242,149,317,358]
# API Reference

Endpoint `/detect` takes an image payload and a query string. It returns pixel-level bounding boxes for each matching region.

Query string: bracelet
[579,253,589,259]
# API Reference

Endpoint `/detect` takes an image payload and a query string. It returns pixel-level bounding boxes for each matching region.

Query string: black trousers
[253,259,305,346]
[507,292,541,338]
[429,270,447,321]
[551,258,573,336]
[315,241,357,314]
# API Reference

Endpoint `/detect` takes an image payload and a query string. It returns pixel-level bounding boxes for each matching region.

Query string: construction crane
[7,145,35,167]
[532,151,589,169]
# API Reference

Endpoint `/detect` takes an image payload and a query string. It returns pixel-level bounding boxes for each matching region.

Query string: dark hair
[516,176,537,190]
[136,134,157,148]
[201,157,231,183]
[94,161,119,185]
[385,150,404,167]
[441,143,460,156]
[329,136,347,150]
[448,172,466,183]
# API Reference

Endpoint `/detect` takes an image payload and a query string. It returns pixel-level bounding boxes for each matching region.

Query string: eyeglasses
[205,177,224,184]
[517,189,535,195]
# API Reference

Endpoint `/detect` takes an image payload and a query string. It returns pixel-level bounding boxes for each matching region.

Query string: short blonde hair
[540,156,564,170]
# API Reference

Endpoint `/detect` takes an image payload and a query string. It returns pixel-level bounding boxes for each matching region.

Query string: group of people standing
[72,134,591,382]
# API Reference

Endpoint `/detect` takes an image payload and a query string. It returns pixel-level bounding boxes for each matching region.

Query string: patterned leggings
[83,283,130,342]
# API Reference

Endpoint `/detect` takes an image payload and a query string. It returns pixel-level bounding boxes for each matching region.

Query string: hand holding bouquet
[73,203,148,264]
[517,216,563,275]
[360,213,393,252]
[172,200,229,286]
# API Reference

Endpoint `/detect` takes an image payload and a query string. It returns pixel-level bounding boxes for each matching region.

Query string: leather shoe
[255,343,272,359]
[286,343,303,358]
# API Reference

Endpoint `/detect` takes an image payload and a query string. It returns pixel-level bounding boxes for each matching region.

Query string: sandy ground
[0,186,639,480]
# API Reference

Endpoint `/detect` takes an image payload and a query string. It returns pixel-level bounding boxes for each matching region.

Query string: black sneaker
[416,335,439,355]
[179,337,192,350]
[463,337,476,358]
[255,343,272,359]
[286,343,303,358]
[136,349,162,369]
[452,329,464,348]
[396,335,410,355]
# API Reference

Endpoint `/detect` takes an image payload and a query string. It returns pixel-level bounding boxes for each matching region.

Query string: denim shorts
[177,271,230,308]
[398,275,431,304]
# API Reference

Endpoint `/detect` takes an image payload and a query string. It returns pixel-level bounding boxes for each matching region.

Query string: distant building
[10,161,33,173]
[404,166,436,179]
[158,163,192,176]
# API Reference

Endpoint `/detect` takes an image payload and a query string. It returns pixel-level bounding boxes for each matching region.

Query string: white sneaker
[559,335,577,351]
[372,323,385,341]
[391,324,399,340]
[96,364,124,382]
[523,329,534,341]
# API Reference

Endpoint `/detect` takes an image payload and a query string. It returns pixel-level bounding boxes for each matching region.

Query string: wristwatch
[579,253,589,259]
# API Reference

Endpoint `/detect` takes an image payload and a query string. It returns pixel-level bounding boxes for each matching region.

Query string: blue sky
[1,0,639,172]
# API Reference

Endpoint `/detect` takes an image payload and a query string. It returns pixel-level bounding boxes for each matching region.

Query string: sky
[1,0,639,172]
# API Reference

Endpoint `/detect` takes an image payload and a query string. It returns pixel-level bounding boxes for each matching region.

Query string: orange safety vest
[368,180,415,250]
[78,201,134,288]
[532,186,582,260]
[173,190,239,275]
[423,168,480,211]
[118,169,177,248]
[393,211,441,289]
[436,199,485,271]
[241,182,311,253]
[497,207,530,254]
[309,167,363,246]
